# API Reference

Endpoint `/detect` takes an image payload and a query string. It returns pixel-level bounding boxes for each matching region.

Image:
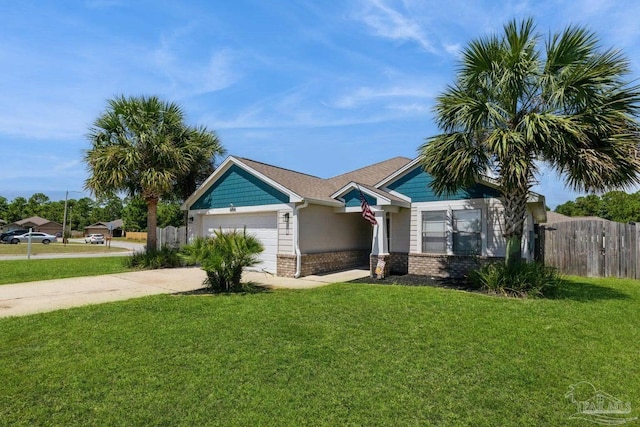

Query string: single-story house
[182,156,547,278]
[8,216,63,236]
[84,219,124,237]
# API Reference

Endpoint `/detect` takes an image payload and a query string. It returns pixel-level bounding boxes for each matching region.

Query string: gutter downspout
[293,201,309,278]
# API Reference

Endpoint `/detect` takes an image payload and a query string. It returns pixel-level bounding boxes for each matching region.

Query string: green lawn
[1,276,638,425]
[0,257,133,285]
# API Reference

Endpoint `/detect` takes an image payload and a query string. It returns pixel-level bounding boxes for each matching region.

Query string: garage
[201,212,278,273]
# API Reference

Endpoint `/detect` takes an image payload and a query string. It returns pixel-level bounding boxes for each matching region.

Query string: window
[421,211,446,253]
[420,208,482,255]
[452,209,481,255]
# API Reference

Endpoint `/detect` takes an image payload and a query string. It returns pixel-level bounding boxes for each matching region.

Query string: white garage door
[201,212,278,273]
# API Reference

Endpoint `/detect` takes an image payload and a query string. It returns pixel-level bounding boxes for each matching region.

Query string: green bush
[125,245,186,269]
[179,229,264,292]
[470,261,562,298]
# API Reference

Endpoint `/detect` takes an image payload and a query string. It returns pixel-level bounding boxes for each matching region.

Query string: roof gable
[384,165,501,202]
[190,163,290,210]
[326,157,413,190]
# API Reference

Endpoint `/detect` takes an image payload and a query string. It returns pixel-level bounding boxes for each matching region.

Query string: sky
[2,0,640,209]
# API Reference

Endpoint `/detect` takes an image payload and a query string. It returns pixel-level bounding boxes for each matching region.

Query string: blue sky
[2,0,640,208]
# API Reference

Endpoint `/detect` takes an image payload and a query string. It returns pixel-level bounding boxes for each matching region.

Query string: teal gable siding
[344,189,375,208]
[386,167,501,202]
[190,164,290,210]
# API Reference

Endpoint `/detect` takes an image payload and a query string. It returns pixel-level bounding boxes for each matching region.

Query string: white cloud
[355,0,436,53]
[331,85,435,109]
[444,43,461,57]
[150,25,241,98]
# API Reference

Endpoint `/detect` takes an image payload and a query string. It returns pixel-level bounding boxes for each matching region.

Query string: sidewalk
[0,267,370,318]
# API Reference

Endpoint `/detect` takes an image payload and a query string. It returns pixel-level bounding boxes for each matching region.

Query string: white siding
[277,208,294,254]
[485,198,506,257]
[410,206,419,253]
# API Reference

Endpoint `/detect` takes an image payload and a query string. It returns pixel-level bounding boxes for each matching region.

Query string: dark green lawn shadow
[549,279,630,302]
[174,281,271,296]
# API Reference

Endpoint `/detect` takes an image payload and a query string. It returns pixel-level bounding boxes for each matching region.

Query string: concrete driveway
[0,267,370,318]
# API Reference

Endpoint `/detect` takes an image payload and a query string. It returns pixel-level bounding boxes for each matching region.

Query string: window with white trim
[421,208,482,255]
[452,209,481,255]
[421,211,446,253]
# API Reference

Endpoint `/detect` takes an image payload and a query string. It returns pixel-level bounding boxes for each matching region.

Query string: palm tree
[420,18,640,268]
[174,124,226,229]
[85,95,224,250]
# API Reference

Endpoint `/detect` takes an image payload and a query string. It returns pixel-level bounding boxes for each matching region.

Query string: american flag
[359,190,377,225]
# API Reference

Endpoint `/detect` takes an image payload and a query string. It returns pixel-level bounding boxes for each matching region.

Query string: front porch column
[370,209,390,278]
[370,209,387,256]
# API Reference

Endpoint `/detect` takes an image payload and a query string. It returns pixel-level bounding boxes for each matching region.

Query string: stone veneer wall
[408,253,502,278]
[277,250,369,278]
[277,254,297,278]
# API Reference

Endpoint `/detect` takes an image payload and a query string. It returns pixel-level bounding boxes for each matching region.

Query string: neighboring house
[542,211,610,224]
[182,156,547,278]
[7,216,63,236]
[84,219,124,237]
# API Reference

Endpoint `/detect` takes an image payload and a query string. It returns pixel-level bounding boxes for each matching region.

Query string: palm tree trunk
[146,197,158,250]
[502,187,529,269]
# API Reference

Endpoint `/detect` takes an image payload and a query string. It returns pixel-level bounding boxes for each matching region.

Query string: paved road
[0,238,145,261]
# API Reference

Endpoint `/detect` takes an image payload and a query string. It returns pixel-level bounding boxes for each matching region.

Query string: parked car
[0,229,30,243]
[6,232,57,244]
[85,234,105,244]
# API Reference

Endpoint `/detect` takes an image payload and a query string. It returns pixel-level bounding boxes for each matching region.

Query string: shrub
[470,261,562,298]
[179,229,264,292]
[125,245,186,269]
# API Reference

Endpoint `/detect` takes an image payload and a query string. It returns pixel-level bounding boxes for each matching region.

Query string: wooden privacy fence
[540,220,639,279]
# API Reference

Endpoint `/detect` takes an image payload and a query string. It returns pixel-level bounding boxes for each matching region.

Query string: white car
[85,234,105,244]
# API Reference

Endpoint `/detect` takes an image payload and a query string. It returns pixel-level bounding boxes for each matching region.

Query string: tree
[6,197,27,223]
[122,196,148,232]
[174,125,225,222]
[90,195,124,224]
[0,196,8,221]
[157,200,184,228]
[26,193,49,217]
[420,18,640,268]
[556,194,603,217]
[42,201,64,224]
[600,191,640,223]
[85,95,223,249]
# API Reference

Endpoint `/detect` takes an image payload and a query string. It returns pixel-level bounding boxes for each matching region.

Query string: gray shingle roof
[237,156,413,203]
[15,216,60,226]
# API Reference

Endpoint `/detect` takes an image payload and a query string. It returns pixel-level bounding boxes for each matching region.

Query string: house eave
[181,155,304,210]
[527,193,547,223]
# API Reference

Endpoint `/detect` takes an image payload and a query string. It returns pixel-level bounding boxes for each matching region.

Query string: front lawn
[0,257,132,285]
[1,277,638,425]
